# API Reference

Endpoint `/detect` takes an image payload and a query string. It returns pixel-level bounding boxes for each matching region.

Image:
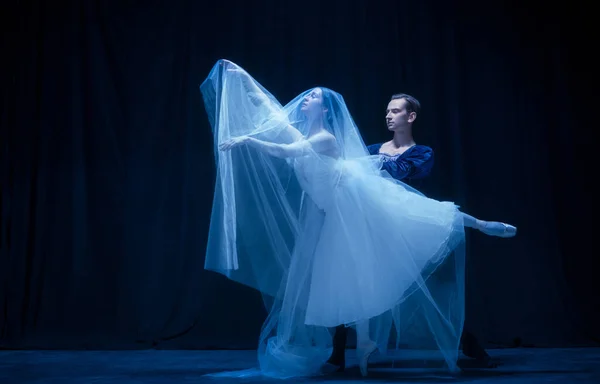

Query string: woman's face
[300,88,325,118]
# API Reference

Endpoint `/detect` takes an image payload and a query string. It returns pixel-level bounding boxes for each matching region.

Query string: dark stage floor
[1,347,598,383]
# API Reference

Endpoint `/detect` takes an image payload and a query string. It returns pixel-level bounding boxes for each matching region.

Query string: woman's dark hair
[320,88,341,131]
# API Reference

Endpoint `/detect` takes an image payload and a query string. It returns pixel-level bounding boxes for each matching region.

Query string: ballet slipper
[478,221,517,238]
[357,340,377,377]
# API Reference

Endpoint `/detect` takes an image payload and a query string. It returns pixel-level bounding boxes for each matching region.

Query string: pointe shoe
[478,221,517,238]
[357,341,377,377]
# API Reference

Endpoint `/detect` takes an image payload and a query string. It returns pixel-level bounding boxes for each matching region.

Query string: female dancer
[201,60,515,378]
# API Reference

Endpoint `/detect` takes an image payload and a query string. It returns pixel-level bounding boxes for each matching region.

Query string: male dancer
[326,93,492,372]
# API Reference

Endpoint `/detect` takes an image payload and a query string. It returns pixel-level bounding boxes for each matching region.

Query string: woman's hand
[219,136,250,151]
[220,59,250,78]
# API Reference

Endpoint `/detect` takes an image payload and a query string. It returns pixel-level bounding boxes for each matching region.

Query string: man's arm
[381,146,434,181]
[367,143,382,156]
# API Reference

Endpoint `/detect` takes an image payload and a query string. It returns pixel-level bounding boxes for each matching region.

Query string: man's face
[385,98,415,131]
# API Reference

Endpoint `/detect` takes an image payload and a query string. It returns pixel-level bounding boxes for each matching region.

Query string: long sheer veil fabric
[200,59,466,378]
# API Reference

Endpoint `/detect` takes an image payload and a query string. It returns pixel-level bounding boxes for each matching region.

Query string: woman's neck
[307,120,325,138]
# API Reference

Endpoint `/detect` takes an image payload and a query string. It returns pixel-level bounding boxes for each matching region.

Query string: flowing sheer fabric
[200,60,466,378]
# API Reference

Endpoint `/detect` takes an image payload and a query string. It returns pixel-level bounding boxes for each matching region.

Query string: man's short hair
[391,93,421,115]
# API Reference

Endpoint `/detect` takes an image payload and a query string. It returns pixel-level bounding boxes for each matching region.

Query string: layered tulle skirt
[300,159,464,327]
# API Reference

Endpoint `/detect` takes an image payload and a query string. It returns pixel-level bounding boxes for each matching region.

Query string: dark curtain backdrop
[1,0,596,350]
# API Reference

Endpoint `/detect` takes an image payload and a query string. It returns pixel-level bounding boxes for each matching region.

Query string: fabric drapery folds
[200,59,466,378]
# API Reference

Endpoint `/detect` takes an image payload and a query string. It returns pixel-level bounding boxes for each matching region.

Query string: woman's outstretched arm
[222,60,303,144]
[220,132,337,159]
